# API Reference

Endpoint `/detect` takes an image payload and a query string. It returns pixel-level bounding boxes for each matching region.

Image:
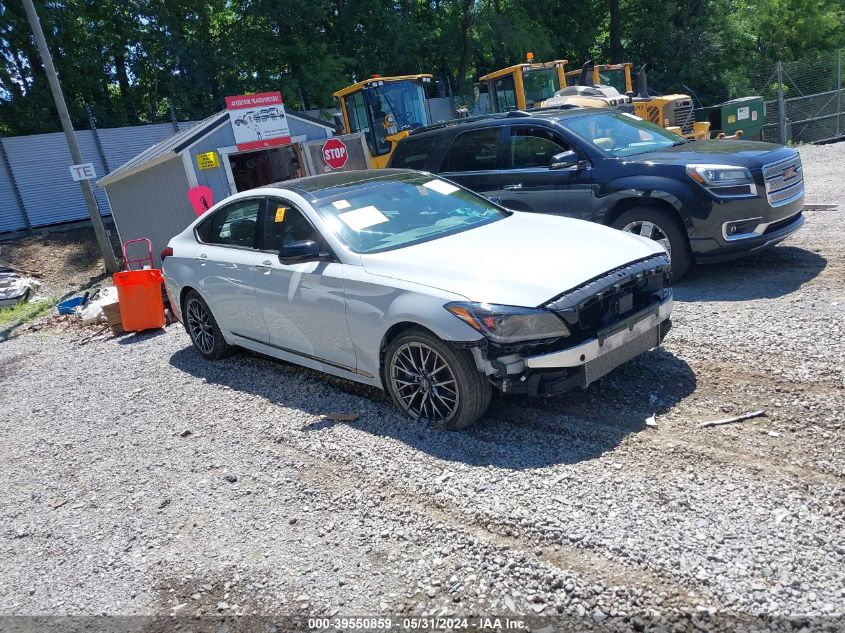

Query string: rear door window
[196,199,262,249]
[391,135,439,170]
[508,126,569,169]
[444,127,502,172]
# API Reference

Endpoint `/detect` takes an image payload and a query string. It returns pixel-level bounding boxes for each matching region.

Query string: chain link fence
[752,50,844,145]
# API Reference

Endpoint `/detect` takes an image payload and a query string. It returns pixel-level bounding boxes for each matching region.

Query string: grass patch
[0,298,56,329]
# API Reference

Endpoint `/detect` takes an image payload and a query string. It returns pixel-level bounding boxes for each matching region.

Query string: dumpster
[113,269,165,331]
[698,96,765,140]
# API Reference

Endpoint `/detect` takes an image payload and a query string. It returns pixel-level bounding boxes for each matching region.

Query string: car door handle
[503,183,523,191]
[256,259,273,275]
[194,253,207,266]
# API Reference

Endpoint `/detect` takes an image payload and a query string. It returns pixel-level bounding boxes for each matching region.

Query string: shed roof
[98,108,336,188]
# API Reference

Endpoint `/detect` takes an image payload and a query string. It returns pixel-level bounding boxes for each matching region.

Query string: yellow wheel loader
[333,74,434,168]
[539,60,633,110]
[479,54,572,111]
[579,63,711,140]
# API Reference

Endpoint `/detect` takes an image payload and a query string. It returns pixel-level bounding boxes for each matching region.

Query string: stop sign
[322,138,348,170]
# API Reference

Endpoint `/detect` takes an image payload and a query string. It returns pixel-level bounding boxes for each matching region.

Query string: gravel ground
[0,143,843,631]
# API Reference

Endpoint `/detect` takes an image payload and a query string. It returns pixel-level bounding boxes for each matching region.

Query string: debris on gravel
[0,143,843,630]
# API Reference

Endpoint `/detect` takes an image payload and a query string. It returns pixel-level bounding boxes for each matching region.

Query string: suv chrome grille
[762,153,804,207]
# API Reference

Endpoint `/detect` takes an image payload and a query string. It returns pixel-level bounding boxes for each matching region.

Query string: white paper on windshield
[338,206,389,231]
[423,179,460,196]
[332,199,351,210]
[621,112,642,120]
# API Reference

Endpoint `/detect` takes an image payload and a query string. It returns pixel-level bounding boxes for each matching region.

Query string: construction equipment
[560,62,710,140]
[333,74,434,168]
[565,62,634,95]
[630,66,710,140]
[540,61,633,111]
[481,56,633,112]
[479,53,570,112]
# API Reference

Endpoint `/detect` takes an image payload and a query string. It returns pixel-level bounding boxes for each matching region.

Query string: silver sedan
[162,169,673,429]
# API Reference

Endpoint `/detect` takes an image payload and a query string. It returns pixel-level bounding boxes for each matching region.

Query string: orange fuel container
[113,269,165,331]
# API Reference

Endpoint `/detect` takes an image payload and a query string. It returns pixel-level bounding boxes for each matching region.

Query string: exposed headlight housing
[686,164,752,186]
[445,302,570,343]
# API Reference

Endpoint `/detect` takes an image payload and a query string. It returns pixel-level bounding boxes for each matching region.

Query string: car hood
[360,212,664,306]
[632,140,794,168]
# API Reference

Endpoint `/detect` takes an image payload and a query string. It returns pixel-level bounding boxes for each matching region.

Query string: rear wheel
[183,290,232,359]
[611,206,692,279]
[384,328,491,430]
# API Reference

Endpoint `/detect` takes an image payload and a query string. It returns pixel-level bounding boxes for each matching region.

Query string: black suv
[388,109,805,278]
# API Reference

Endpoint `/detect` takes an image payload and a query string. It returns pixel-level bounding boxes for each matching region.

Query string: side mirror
[279,240,321,264]
[550,150,581,170]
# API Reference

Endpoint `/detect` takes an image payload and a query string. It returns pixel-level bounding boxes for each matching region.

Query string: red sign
[187,186,214,216]
[225,91,292,151]
[322,138,348,170]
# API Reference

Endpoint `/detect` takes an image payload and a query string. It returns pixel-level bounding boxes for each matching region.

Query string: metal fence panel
[98,123,181,172]
[2,131,110,229]
[758,50,844,144]
[0,141,27,234]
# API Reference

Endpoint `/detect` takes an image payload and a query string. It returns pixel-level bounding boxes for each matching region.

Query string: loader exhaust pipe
[578,60,594,86]
[637,65,650,99]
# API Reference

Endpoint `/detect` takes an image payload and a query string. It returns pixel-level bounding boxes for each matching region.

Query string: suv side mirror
[279,240,321,264]
[550,150,581,170]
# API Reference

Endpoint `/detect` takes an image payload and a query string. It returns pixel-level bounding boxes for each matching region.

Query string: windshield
[598,68,628,94]
[564,112,683,157]
[523,68,559,106]
[314,175,508,253]
[352,80,430,156]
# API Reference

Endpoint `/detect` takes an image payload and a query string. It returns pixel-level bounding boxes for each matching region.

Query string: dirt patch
[0,225,122,298]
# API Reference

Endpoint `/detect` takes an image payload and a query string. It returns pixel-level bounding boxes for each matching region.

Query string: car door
[192,197,268,342]
[251,197,357,373]
[497,125,593,219]
[437,126,504,200]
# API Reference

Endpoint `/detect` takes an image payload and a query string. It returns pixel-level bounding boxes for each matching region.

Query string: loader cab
[333,74,433,168]
[480,56,568,112]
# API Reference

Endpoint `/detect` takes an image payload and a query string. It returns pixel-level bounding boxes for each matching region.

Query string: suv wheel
[384,328,491,430]
[612,206,692,279]
[183,290,232,359]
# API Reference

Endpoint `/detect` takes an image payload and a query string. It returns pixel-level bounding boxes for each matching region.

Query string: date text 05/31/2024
[308,617,528,630]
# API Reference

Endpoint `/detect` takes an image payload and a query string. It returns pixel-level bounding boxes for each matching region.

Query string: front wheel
[611,206,692,280]
[384,328,491,430]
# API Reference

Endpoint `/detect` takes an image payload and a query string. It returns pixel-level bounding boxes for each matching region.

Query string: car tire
[384,328,492,431]
[611,206,692,280]
[183,290,232,360]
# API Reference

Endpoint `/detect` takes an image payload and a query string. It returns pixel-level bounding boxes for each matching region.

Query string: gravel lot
[0,143,843,631]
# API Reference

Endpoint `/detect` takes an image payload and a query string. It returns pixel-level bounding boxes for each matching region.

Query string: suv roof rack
[407,105,584,136]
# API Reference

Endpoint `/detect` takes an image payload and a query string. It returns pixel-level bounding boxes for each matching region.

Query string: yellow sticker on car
[275,207,287,223]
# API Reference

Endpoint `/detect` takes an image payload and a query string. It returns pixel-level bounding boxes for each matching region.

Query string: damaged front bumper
[471,296,673,396]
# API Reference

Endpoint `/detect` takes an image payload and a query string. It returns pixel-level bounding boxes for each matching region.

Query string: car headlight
[445,302,570,343]
[686,164,752,186]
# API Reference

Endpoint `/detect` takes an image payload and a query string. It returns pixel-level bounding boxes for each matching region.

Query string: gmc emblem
[782,165,797,180]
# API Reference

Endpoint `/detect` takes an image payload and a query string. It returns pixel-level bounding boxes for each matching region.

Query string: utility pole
[776,61,787,146]
[22,0,119,274]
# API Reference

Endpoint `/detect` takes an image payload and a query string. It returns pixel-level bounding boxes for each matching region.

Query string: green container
[698,96,765,140]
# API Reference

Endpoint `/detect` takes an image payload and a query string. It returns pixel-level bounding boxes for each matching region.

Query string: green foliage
[1,0,843,134]
[0,298,55,329]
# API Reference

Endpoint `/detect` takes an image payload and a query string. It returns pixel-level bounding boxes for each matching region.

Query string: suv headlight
[445,302,570,343]
[686,164,752,186]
